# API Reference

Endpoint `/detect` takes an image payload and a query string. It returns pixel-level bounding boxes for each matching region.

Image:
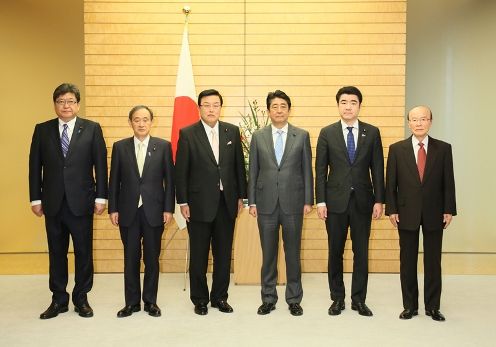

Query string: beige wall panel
[85,33,245,45]
[85,13,245,24]
[245,13,406,24]
[85,23,244,34]
[85,44,244,55]
[86,64,243,76]
[246,2,406,13]
[86,75,244,86]
[246,24,406,34]
[245,55,405,65]
[85,2,244,14]
[86,54,244,66]
[246,65,405,75]
[246,33,406,45]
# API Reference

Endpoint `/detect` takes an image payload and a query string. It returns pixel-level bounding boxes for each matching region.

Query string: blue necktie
[274,130,284,165]
[346,126,355,162]
[61,124,69,157]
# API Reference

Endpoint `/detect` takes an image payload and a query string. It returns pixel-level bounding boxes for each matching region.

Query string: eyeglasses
[409,118,431,123]
[200,103,221,110]
[56,99,78,106]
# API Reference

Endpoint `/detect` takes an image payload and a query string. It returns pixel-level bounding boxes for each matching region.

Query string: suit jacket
[108,136,175,228]
[315,120,384,214]
[175,120,247,222]
[248,123,314,215]
[29,117,108,216]
[385,136,457,231]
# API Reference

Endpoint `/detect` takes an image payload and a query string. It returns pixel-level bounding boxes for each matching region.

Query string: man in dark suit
[386,105,456,322]
[248,90,313,316]
[29,83,108,319]
[108,105,174,318]
[315,86,384,317]
[175,89,247,315]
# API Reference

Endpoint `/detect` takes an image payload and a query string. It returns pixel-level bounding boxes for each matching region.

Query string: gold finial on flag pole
[183,6,191,23]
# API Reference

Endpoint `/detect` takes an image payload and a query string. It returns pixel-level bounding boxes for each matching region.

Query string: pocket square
[227,141,232,145]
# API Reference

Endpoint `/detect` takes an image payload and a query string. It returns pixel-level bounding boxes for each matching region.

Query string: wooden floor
[1,273,495,347]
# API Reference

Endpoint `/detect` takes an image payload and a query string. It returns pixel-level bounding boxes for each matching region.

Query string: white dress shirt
[412,135,429,163]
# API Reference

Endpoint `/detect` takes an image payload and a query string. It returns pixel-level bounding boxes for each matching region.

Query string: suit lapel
[279,123,296,166]
[125,137,140,178]
[49,119,64,160]
[355,120,367,160]
[66,117,83,160]
[218,122,228,164]
[331,122,350,164]
[401,136,421,184]
[142,137,154,177]
[195,121,217,165]
[261,126,278,166]
[423,136,437,184]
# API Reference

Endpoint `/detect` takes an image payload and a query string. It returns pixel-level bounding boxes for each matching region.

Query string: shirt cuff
[178,203,188,206]
[317,202,326,207]
[30,200,41,206]
[95,198,107,205]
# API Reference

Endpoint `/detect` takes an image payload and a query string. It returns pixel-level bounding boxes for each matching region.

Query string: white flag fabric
[170,23,200,230]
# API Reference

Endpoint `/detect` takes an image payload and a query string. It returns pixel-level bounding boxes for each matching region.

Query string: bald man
[385,106,456,322]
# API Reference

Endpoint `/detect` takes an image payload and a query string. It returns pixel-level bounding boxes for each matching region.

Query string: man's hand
[443,214,453,229]
[317,206,327,221]
[303,204,312,215]
[249,206,257,218]
[94,202,106,215]
[237,199,244,213]
[163,212,173,224]
[389,214,399,228]
[109,212,119,226]
[31,204,43,217]
[180,205,190,222]
[372,203,383,220]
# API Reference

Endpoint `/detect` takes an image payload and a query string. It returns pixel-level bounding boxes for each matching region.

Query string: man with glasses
[29,83,108,319]
[386,105,456,321]
[175,89,247,315]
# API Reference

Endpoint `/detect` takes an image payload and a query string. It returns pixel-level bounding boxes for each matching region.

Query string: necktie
[417,142,426,182]
[346,126,355,162]
[211,129,219,163]
[61,124,69,157]
[274,130,284,165]
[137,143,145,207]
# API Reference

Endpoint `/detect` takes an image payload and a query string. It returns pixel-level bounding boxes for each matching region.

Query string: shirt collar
[271,123,288,134]
[412,135,429,148]
[134,135,150,148]
[341,119,359,130]
[201,119,219,134]
[58,117,77,128]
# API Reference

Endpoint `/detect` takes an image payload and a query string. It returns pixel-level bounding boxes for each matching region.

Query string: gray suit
[248,123,313,304]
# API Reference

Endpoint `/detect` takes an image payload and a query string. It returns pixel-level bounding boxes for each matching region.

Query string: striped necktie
[61,124,69,157]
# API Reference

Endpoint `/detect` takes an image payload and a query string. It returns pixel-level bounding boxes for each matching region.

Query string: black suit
[108,136,174,306]
[29,117,108,306]
[386,136,456,311]
[175,120,246,305]
[315,120,384,304]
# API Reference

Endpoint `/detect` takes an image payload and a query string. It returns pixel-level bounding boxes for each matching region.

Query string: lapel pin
[78,126,82,134]
[227,141,232,145]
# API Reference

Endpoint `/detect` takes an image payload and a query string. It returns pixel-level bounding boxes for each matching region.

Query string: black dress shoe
[288,303,303,316]
[74,302,94,318]
[351,302,373,317]
[211,300,233,313]
[39,302,68,319]
[426,309,446,321]
[144,303,161,317]
[399,309,418,320]
[194,303,208,315]
[328,299,345,316]
[257,302,276,315]
[117,304,141,318]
